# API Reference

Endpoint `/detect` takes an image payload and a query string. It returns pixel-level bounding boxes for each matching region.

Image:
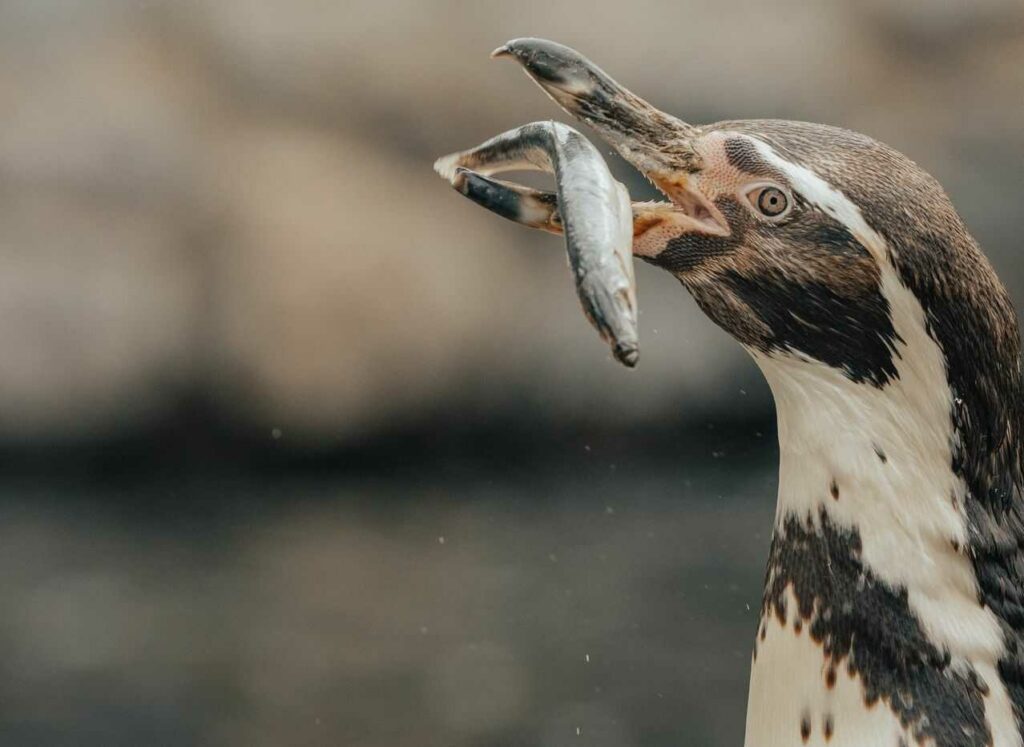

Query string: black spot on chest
[799,712,811,742]
[762,510,991,747]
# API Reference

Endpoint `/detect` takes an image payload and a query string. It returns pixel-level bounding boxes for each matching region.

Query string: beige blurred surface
[1,0,1022,442]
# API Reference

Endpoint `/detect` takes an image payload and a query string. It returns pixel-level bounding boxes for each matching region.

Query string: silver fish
[435,121,639,367]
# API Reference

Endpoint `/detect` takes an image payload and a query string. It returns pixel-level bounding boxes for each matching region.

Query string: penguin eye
[745,184,791,220]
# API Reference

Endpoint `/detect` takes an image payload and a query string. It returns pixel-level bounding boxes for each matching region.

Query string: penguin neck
[742,314,1024,747]
[764,346,965,567]
[753,343,996,663]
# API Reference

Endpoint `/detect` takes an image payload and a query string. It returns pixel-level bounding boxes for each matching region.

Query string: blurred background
[1,1,1023,745]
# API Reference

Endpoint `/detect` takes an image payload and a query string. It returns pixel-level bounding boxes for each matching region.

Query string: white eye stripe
[748,137,887,262]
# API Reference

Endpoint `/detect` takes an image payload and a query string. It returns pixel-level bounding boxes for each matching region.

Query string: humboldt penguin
[440,38,1024,747]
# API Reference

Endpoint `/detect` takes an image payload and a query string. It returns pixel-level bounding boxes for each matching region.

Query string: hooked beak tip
[489,38,594,89]
[491,38,544,61]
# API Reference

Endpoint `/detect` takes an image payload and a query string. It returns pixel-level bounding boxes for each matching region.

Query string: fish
[434,121,639,367]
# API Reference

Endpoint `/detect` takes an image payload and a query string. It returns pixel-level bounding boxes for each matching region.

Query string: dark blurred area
[2,1,1023,745]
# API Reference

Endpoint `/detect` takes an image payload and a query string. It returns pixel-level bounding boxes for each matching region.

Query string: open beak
[493,38,726,237]
[435,39,732,364]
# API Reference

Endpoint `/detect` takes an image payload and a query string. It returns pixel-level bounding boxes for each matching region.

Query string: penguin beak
[492,38,722,235]
[492,38,703,181]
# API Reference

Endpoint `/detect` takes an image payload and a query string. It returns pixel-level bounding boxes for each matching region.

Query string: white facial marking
[748,137,888,263]
[742,142,1021,747]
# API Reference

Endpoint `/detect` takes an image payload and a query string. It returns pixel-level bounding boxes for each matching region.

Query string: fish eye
[745,184,791,220]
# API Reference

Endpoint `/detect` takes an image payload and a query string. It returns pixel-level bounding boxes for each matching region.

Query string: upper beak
[492,38,726,237]
[492,38,703,178]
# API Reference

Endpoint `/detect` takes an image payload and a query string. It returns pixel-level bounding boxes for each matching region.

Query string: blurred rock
[204,121,535,435]
[0,187,201,439]
[0,12,215,440]
[0,0,1021,442]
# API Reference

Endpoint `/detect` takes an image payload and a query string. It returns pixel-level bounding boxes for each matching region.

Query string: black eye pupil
[758,188,787,217]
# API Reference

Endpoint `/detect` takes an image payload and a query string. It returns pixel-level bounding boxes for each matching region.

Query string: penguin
[450,39,1024,747]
